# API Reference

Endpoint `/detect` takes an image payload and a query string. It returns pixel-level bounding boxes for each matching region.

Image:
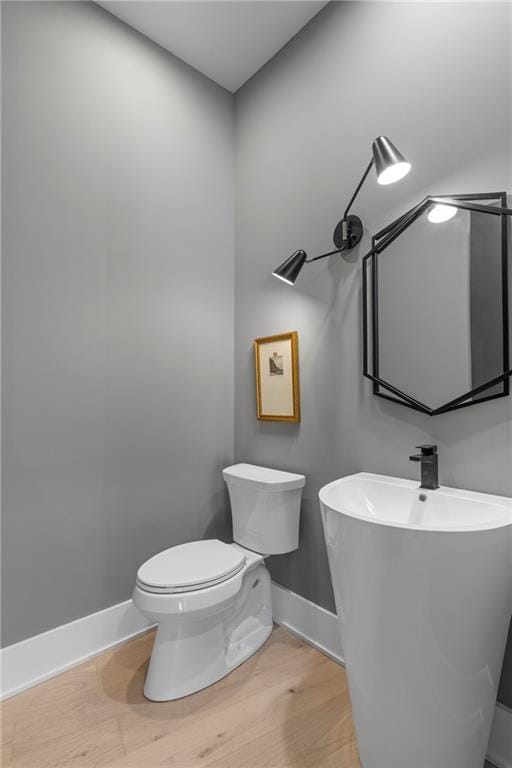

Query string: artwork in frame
[254,331,300,422]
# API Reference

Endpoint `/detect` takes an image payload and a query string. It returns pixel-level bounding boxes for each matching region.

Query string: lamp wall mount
[332,214,364,250]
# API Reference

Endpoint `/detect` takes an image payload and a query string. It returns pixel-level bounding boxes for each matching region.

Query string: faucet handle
[416,444,438,455]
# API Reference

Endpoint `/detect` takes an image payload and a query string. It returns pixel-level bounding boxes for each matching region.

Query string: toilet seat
[136,539,247,594]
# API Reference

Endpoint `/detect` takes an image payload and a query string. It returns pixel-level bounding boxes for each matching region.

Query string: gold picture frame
[254,331,300,422]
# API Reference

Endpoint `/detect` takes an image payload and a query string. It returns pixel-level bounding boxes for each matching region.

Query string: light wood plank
[2,626,360,768]
[1,717,15,768]
[103,629,332,757]
[106,655,344,766]
[11,715,125,768]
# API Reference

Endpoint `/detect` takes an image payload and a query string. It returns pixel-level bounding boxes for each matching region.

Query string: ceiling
[97,1,329,92]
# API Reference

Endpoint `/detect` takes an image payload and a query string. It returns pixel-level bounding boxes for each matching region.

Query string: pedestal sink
[319,472,512,768]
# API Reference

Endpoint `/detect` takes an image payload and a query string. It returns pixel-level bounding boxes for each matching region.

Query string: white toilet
[133,463,305,701]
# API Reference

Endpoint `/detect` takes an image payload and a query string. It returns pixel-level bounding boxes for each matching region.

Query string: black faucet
[409,445,439,490]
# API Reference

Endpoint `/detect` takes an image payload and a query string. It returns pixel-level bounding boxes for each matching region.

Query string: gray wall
[2,1,234,646]
[234,1,512,707]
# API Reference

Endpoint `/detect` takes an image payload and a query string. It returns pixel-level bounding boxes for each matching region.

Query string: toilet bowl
[133,463,305,701]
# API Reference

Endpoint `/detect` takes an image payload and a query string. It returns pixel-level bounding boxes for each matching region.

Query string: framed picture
[254,331,300,422]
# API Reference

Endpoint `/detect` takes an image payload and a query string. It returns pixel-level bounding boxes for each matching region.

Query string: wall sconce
[272,136,411,285]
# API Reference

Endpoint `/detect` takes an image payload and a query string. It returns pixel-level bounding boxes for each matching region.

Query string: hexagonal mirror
[363,193,512,415]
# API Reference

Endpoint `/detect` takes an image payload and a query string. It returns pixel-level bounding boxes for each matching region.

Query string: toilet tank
[223,464,305,555]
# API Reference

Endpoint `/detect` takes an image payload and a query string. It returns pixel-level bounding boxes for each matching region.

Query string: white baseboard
[0,599,154,700]
[271,581,344,664]
[488,704,512,768]
[270,580,510,768]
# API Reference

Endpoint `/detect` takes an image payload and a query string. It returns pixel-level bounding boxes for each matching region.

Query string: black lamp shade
[372,136,411,185]
[272,249,307,285]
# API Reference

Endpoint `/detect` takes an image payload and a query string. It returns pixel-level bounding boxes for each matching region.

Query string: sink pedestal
[320,473,512,768]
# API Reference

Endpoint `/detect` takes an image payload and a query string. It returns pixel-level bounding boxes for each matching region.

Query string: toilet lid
[136,539,247,594]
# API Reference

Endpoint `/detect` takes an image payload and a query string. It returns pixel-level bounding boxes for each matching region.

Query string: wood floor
[1,626,361,767]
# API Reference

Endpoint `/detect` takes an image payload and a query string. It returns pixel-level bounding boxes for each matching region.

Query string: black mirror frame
[362,192,512,416]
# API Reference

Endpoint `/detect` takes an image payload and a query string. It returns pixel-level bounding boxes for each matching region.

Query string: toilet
[133,463,305,701]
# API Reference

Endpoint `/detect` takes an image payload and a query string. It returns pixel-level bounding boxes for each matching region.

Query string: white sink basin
[320,472,511,531]
[320,472,512,768]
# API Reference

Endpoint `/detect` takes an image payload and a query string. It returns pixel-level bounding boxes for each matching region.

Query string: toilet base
[143,564,272,701]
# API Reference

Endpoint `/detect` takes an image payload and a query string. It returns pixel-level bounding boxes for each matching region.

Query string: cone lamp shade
[372,136,411,185]
[272,249,307,285]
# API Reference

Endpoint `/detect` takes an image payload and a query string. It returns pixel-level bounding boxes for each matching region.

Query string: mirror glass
[373,196,507,411]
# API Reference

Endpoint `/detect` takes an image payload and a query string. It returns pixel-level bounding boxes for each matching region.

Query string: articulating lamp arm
[344,158,375,218]
[307,158,375,261]
[305,245,346,263]
[327,157,374,252]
